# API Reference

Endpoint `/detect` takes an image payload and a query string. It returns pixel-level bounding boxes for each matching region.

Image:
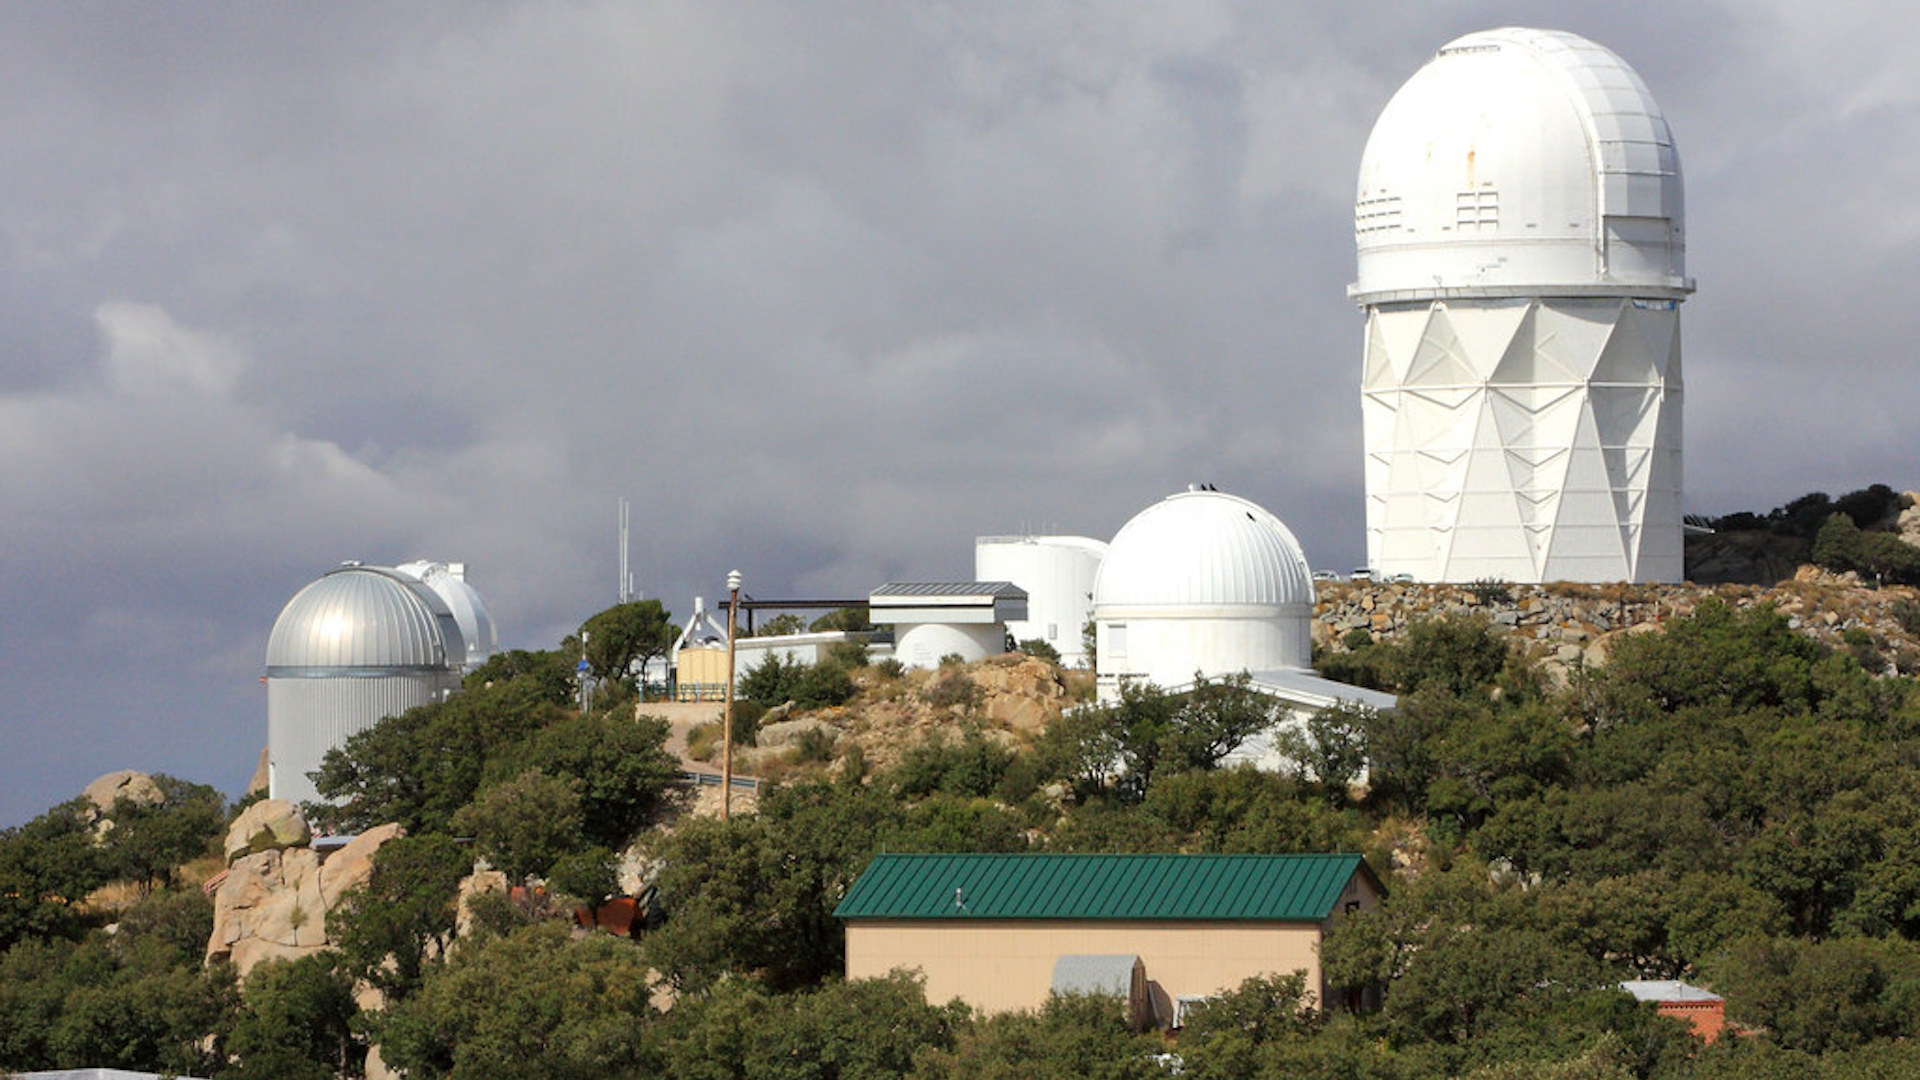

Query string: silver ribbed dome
[1094,490,1314,611]
[266,565,465,673]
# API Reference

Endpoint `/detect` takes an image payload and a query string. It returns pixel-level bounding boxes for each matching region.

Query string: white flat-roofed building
[870,581,1028,669]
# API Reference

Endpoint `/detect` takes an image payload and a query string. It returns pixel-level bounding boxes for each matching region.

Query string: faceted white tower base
[1362,297,1683,583]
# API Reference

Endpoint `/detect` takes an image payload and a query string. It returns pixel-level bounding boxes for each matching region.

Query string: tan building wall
[849,919,1327,1020]
[844,860,1381,1024]
[675,648,730,701]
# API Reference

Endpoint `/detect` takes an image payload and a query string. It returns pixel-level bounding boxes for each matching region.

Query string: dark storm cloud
[3,2,1916,824]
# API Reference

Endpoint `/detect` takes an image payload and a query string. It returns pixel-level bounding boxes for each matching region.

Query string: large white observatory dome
[266,563,482,807]
[1092,489,1314,700]
[1354,27,1690,585]
[1353,27,1690,303]
[1095,488,1313,611]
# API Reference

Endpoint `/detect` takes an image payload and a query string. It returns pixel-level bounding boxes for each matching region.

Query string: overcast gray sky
[3,1,1915,825]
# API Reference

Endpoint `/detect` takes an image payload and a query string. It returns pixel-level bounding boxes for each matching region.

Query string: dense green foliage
[1706,483,1906,538]
[739,652,860,711]
[379,921,654,1079]
[0,893,235,1077]
[1813,512,1920,585]
[579,599,679,690]
[223,953,365,1080]
[15,585,1920,1077]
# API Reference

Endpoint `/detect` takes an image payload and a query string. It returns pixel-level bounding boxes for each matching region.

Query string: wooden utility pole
[722,569,741,821]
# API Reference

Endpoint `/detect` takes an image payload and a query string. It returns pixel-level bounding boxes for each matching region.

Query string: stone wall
[1313,572,1920,679]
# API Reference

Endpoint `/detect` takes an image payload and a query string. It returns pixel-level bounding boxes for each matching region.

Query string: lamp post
[722,569,741,821]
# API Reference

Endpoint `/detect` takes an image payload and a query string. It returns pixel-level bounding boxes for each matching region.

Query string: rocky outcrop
[972,654,1070,732]
[808,654,1074,774]
[206,820,403,977]
[453,868,510,940]
[1899,491,1920,549]
[82,770,164,814]
[1313,576,1920,681]
[247,747,271,796]
[224,799,311,862]
[757,716,838,748]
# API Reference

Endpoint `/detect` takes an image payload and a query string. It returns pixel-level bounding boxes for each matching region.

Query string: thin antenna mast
[618,498,633,604]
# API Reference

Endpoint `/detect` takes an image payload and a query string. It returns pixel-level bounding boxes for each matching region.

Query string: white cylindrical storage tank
[265,565,466,806]
[975,535,1107,666]
[1353,27,1690,584]
[1092,489,1315,702]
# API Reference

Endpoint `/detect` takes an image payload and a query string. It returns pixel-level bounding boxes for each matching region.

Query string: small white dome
[266,565,465,672]
[1094,489,1313,612]
[1353,27,1688,303]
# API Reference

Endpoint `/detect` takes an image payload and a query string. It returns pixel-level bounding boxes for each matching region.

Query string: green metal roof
[835,853,1374,922]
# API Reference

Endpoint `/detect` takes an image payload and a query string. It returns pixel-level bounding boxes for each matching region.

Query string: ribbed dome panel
[1094,491,1314,610]
[266,567,452,671]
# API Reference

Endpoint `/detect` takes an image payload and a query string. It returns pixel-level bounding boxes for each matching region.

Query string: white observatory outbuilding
[1354,28,1691,583]
[975,535,1108,666]
[870,581,1029,669]
[265,562,495,807]
[1094,489,1314,698]
[1091,490,1394,748]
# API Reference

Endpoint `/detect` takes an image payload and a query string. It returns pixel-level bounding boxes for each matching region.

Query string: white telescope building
[1353,28,1692,583]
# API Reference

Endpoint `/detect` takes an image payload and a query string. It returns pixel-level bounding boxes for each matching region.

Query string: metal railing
[679,769,761,792]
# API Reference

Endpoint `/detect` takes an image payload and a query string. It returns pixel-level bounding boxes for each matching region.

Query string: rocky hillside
[1314,571,1920,682]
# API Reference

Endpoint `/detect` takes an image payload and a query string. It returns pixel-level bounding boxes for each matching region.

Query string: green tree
[0,933,235,1077]
[221,952,365,1080]
[98,775,226,896]
[546,846,618,907]
[1045,674,1278,804]
[580,600,678,688]
[452,768,586,883]
[1293,701,1373,802]
[1018,638,1063,664]
[1176,971,1324,1079]
[752,612,809,637]
[1708,935,1920,1055]
[794,661,857,710]
[912,992,1163,1080]
[740,653,806,707]
[1386,614,1512,697]
[378,921,652,1080]
[649,970,962,1080]
[810,606,875,633]
[1592,598,1826,715]
[464,648,577,705]
[644,780,907,993]
[312,678,562,833]
[115,885,216,964]
[331,834,471,1002]
[891,732,1017,800]
[0,798,109,950]
[1135,768,1366,855]
[490,711,678,849]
